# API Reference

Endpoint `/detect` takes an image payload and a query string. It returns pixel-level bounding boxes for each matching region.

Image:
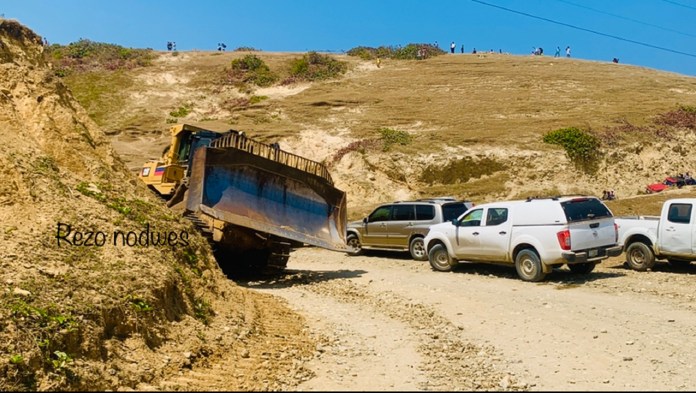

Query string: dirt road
[237,248,696,391]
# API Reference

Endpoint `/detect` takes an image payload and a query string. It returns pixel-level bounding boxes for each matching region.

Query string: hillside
[5,20,696,390]
[59,47,696,219]
[0,20,317,391]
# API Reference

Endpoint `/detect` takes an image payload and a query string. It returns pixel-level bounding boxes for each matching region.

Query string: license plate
[588,249,598,257]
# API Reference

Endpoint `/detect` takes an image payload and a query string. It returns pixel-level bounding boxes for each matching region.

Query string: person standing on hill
[566,46,571,57]
[461,44,464,53]
[554,46,560,57]
[450,41,456,54]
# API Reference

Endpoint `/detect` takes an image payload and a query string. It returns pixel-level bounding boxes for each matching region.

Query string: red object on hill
[646,183,668,193]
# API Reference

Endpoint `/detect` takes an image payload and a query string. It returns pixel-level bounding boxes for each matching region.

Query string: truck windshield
[561,198,612,222]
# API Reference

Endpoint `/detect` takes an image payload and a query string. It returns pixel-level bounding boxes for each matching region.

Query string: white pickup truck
[423,196,622,282]
[616,198,696,271]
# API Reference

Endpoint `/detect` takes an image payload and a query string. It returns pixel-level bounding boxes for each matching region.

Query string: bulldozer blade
[187,146,347,252]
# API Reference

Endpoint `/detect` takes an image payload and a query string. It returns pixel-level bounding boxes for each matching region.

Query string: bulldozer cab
[170,128,221,175]
[140,124,230,197]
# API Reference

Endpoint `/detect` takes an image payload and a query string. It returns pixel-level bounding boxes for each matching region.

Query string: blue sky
[4,0,696,76]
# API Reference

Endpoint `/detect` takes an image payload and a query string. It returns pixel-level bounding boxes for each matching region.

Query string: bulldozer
[139,123,348,271]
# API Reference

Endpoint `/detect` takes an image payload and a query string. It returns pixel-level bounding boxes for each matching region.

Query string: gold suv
[346,197,474,260]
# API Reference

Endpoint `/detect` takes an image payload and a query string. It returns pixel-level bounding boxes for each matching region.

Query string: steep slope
[62,50,696,219]
[0,20,314,391]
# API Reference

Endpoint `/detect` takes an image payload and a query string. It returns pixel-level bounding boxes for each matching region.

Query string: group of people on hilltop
[602,190,616,200]
[165,41,230,51]
[535,46,571,57]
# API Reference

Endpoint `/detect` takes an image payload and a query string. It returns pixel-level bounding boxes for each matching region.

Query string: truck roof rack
[416,196,457,202]
[525,194,594,202]
[525,196,560,202]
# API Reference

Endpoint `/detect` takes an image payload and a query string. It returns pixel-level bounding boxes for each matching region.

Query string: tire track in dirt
[247,271,527,391]
[157,290,316,391]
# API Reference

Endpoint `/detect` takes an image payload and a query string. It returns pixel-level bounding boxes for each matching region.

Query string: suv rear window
[393,204,416,220]
[442,202,471,221]
[561,198,612,222]
[415,205,435,220]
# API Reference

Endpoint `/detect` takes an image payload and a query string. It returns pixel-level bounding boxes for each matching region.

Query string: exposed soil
[234,248,696,391]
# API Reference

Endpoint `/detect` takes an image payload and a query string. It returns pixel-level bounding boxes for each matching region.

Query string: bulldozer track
[183,211,214,242]
[184,210,291,270]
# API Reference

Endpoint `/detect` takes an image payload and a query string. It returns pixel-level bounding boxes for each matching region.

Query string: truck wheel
[428,244,455,272]
[409,237,427,261]
[568,262,595,274]
[515,249,547,282]
[625,242,656,271]
[667,259,691,268]
[346,234,363,256]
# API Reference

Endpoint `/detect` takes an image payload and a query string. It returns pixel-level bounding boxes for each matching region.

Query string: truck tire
[428,244,456,272]
[409,237,427,261]
[515,249,546,282]
[625,242,656,271]
[568,262,595,274]
[346,234,363,256]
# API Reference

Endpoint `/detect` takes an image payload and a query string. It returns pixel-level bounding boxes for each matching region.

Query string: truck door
[453,208,483,258]
[476,207,511,261]
[658,202,693,254]
[363,205,392,247]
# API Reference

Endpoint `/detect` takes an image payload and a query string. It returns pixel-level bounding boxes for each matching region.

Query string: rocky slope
[0,20,314,391]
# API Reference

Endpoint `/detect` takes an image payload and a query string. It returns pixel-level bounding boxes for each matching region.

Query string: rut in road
[157,290,316,391]
[276,272,528,391]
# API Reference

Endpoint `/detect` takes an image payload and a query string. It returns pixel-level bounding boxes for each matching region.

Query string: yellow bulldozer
[139,123,347,271]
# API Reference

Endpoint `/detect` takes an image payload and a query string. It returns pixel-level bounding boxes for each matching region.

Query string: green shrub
[379,128,411,151]
[249,95,268,105]
[169,103,192,118]
[287,51,347,81]
[224,54,278,88]
[542,127,601,172]
[346,46,377,60]
[347,43,445,60]
[45,39,154,75]
[679,104,696,114]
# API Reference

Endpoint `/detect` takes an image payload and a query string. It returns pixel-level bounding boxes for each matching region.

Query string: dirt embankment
[0,20,316,391]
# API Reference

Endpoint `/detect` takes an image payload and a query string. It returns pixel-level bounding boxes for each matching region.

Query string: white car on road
[423,196,622,281]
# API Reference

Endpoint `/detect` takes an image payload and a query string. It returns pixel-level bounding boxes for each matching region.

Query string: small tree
[543,127,601,173]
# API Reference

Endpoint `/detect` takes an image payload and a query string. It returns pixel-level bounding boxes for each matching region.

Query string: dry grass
[61,50,696,210]
[69,51,696,146]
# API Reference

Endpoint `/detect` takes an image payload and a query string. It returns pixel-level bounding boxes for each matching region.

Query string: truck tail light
[557,229,571,251]
[614,223,618,243]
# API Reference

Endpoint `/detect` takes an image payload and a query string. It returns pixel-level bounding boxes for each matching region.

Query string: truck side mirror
[363,217,368,224]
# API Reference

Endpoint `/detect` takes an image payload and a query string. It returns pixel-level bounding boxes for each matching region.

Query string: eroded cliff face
[0,20,314,391]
